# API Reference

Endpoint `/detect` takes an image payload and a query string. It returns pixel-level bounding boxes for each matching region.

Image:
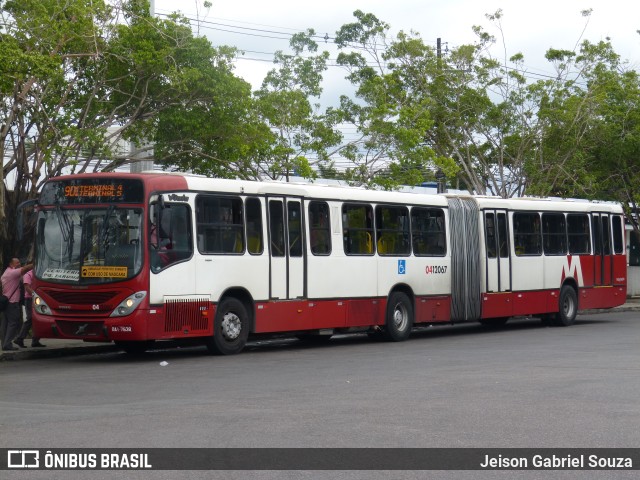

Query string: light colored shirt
[1,267,23,303]
[23,270,33,299]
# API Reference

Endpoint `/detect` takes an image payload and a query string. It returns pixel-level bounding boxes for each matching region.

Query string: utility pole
[434,38,446,193]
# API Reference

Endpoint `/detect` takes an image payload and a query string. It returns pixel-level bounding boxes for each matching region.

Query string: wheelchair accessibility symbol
[398,260,406,275]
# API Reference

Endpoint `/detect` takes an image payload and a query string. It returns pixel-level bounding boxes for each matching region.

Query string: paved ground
[2,299,640,361]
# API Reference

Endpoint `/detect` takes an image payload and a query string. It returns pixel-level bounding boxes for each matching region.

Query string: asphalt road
[1,311,639,480]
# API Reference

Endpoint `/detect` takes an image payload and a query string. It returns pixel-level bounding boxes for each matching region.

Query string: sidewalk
[2,299,640,361]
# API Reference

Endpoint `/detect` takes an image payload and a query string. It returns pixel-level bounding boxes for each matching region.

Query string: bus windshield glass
[35,207,144,284]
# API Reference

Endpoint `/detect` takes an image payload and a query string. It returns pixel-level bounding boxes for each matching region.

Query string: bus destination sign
[64,184,124,199]
[40,178,144,205]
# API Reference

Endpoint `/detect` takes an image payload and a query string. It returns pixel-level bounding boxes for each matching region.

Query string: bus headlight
[110,291,147,317]
[33,294,52,316]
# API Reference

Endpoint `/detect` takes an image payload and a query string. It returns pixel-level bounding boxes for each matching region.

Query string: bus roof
[44,171,623,213]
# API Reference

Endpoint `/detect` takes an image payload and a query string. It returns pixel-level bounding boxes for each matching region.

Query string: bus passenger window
[568,214,590,254]
[342,204,374,255]
[601,216,612,255]
[309,202,331,255]
[288,202,302,257]
[411,207,446,256]
[150,203,193,272]
[375,206,410,256]
[196,195,244,254]
[246,198,263,255]
[612,215,624,254]
[497,213,508,257]
[542,213,567,255]
[269,200,285,257]
[513,212,541,256]
[485,213,497,258]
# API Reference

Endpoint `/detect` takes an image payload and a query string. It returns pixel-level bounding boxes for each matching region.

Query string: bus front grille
[45,290,119,305]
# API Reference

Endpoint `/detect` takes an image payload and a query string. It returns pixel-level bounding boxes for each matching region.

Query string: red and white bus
[31,172,627,354]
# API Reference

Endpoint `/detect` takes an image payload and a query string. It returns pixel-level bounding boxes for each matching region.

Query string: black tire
[384,292,414,342]
[479,317,509,327]
[116,340,154,355]
[553,285,578,327]
[206,297,250,355]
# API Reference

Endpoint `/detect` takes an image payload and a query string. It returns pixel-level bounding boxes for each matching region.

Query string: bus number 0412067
[425,265,447,275]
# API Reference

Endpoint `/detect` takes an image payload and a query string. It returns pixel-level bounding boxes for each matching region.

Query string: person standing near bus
[0,258,33,351]
[13,269,45,348]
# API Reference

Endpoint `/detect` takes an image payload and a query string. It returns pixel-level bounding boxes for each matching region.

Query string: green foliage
[0,0,265,262]
[3,0,640,266]
[254,30,341,181]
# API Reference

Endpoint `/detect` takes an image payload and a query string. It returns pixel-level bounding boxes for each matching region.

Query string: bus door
[484,210,511,292]
[592,213,613,286]
[267,197,305,299]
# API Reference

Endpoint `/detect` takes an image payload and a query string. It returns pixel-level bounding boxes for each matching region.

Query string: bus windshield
[35,207,144,284]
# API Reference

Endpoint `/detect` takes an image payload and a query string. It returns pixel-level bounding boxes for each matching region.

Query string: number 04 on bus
[30,173,627,355]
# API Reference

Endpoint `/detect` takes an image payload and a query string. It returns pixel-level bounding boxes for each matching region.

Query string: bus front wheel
[206,297,249,355]
[384,292,414,342]
[554,285,578,327]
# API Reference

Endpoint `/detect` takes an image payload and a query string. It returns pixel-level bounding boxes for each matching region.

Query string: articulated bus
[31,172,627,354]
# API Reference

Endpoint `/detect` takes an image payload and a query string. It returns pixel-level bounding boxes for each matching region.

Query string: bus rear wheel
[553,285,578,327]
[206,297,249,355]
[384,292,414,342]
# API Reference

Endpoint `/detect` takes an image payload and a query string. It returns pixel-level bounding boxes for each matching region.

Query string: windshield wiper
[101,205,117,251]
[55,204,72,243]
[55,203,75,262]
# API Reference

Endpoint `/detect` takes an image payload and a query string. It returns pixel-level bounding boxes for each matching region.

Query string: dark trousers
[16,298,38,345]
[1,302,23,350]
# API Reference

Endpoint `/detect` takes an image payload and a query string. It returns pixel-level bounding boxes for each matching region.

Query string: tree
[526,38,640,229]
[253,30,341,181]
[0,0,262,263]
[333,10,446,189]
[331,9,621,197]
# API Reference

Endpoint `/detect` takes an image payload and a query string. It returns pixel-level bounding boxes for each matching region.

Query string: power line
[153,11,571,86]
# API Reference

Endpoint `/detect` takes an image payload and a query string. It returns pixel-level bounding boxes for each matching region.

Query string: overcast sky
[152,0,640,104]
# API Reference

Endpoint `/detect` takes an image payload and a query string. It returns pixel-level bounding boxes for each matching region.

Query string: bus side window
[269,200,285,257]
[309,202,331,255]
[288,201,302,257]
[485,213,497,258]
[342,204,374,255]
[411,207,446,256]
[151,203,193,272]
[568,214,590,254]
[542,213,567,255]
[602,216,612,255]
[514,212,541,256]
[375,205,410,256]
[246,198,263,255]
[196,195,244,254]
[612,215,624,254]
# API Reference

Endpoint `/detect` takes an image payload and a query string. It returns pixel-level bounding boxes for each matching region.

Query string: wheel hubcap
[563,296,575,318]
[221,312,242,340]
[393,303,408,331]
